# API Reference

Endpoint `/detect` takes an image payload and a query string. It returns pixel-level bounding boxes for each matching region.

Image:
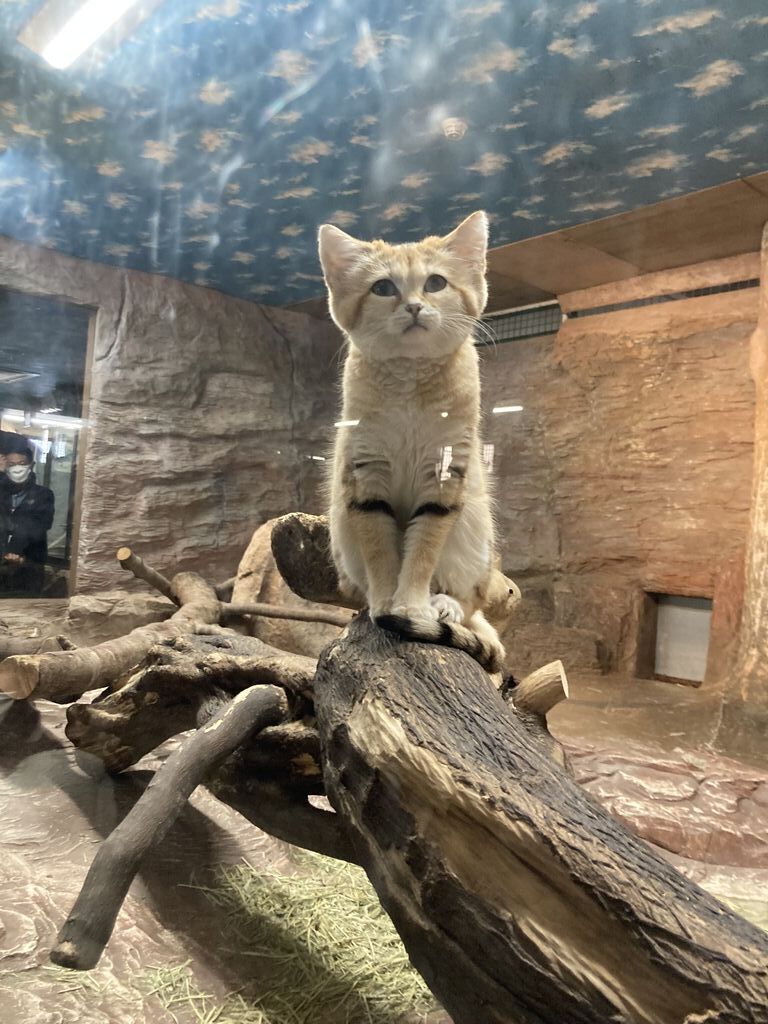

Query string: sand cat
[318,211,505,672]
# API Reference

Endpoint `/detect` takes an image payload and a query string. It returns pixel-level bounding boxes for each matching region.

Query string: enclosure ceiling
[291,172,768,317]
[0,0,767,307]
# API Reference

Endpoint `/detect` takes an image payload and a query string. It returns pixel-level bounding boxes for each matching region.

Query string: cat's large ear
[442,210,488,266]
[318,224,370,288]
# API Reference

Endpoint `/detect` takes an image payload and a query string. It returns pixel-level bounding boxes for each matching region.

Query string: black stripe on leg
[411,502,456,519]
[348,498,396,518]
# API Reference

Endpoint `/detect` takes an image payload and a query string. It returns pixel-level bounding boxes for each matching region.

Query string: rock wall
[0,237,342,592]
[482,265,760,677]
[0,236,759,682]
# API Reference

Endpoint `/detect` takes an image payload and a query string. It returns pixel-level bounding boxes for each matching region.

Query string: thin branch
[51,685,289,971]
[221,601,355,629]
[116,546,177,604]
[214,576,236,602]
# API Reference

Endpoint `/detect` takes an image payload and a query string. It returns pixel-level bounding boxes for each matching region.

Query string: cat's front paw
[430,593,464,624]
[390,602,439,623]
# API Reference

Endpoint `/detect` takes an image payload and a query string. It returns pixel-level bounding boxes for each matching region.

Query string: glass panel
[0,288,89,597]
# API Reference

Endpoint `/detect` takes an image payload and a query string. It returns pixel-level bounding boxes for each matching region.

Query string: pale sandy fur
[318,212,505,672]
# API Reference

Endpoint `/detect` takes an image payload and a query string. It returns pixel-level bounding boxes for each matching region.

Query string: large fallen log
[313,615,768,1024]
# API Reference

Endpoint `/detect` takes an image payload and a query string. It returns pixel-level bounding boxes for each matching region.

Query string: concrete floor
[0,670,766,1024]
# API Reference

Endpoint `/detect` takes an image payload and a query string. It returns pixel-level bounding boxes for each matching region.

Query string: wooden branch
[271,512,361,608]
[208,776,358,864]
[221,601,355,629]
[214,576,236,601]
[116,546,178,604]
[65,632,317,772]
[0,572,221,702]
[0,634,74,661]
[51,685,289,971]
[512,659,568,715]
[313,615,768,1024]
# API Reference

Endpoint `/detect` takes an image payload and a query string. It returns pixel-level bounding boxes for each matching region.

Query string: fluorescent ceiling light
[42,0,142,68]
[3,409,84,428]
[0,369,40,384]
[334,419,360,428]
[492,405,524,414]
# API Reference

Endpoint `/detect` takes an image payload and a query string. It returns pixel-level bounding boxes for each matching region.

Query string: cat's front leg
[343,452,401,617]
[390,444,469,620]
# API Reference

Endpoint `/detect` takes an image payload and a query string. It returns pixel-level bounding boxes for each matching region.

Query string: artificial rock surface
[482,284,759,677]
[0,236,343,596]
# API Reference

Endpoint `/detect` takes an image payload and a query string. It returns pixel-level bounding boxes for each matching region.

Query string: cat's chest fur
[334,343,479,520]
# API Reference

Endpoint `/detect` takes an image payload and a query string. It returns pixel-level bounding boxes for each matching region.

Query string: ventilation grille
[478,303,563,345]
[568,278,760,319]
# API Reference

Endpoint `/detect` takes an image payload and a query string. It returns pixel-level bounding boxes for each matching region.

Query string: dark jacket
[0,473,55,564]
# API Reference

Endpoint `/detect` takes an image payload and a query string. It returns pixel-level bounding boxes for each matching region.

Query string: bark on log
[271,512,360,607]
[208,771,357,863]
[313,615,768,1024]
[0,634,74,661]
[231,518,348,659]
[0,572,221,702]
[65,632,317,772]
[51,685,289,971]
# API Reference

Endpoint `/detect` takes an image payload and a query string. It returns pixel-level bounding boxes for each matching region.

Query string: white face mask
[7,465,31,484]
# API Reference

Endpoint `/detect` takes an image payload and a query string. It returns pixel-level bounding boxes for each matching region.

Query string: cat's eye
[424,274,447,293]
[371,279,398,297]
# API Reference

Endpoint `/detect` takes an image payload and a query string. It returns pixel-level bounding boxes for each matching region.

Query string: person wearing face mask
[0,437,55,595]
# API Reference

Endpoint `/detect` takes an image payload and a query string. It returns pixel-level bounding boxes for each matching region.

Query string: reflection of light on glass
[53,433,68,458]
[3,410,85,429]
[483,443,495,471]
[334,419,360,427]
[440,411,448,418]
[42,0,142,69]
[439,444,453,482]
[307,455,325,461]
[492,405,524,414]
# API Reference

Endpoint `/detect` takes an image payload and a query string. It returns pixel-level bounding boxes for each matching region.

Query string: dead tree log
[51,685,290,971]
[65,632,317,773]
[0,572,221,702]
[313,615,768,1024]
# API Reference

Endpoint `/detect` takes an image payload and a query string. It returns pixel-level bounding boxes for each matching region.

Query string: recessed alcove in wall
[636,591,713,686]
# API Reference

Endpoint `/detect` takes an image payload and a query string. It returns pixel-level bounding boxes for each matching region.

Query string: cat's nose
[405,302,423,318]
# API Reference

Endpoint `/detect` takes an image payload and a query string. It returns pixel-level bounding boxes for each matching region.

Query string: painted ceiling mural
[0,0,767,307]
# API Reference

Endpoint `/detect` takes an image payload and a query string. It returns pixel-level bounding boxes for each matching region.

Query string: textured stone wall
[0,236,759,680]
[481,282,759,676]
[0,237,342,592]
